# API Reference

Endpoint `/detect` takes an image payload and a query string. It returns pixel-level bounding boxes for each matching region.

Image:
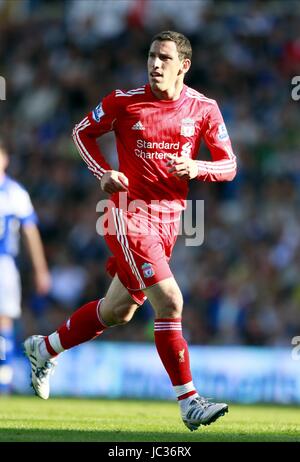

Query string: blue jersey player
[0,140,51,393]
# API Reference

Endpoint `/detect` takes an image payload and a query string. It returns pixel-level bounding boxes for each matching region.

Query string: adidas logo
[132,121,145,130]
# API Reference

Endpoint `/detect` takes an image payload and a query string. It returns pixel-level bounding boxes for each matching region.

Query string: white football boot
[24,335,57,400]
[182,396,228,431]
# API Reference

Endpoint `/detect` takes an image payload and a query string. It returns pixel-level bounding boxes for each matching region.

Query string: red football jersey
[72,84,236,216]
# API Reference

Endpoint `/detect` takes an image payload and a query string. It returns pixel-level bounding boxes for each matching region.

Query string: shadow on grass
[0,428,299,443]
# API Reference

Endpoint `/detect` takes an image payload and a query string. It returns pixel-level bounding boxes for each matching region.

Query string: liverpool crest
[180,118,195,137]
[178,348,185,363]
[141,262,155,278]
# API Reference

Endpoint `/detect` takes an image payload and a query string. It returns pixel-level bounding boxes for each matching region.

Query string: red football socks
[45,299,107,354]
[44,309,197,401]
[154,318,197,400]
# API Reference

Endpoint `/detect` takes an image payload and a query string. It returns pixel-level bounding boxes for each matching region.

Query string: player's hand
[166,154,198,180]
[100,170,129,194]
[35,270,51,295]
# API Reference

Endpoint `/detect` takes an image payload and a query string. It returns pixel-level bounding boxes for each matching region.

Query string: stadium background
[0,0,300,402]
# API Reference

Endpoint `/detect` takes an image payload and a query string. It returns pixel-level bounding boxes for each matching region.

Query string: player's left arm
[195,102,237,181]
[167,102,237,181]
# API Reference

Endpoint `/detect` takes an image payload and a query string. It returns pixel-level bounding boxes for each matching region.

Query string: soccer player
[0,140,51,394]
[24,31,236,431]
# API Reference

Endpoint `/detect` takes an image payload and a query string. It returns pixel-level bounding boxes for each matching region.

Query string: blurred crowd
[0,0,300,347]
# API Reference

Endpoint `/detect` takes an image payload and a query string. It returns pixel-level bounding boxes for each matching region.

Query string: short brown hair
[150,30,192,61]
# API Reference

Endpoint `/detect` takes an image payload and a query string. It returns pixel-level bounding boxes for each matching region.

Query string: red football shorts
[103,206,180,305]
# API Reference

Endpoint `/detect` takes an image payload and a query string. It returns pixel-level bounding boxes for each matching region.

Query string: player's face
[148,40,189,94]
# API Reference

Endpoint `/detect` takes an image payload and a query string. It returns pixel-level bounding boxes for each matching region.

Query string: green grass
[0,396,299,442]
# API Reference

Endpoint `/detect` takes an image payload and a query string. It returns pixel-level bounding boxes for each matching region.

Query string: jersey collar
[145,84,187,106]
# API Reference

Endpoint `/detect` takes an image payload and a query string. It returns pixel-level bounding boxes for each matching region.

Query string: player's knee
[111,305,136,325]
[113,312,132,325]
[157,291,183,318]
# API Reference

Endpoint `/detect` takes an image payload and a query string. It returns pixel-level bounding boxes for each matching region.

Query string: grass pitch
[0,395,299,442]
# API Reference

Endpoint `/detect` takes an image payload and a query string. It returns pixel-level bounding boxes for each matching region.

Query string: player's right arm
[72,91,128,193]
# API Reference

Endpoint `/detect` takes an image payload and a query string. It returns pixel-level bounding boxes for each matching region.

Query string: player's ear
[178,59,191,76]
[183,59,191,73]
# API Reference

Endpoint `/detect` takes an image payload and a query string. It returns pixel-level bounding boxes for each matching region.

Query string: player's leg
[0,316,14,394]
[24,274,140,399]
[100,274,140,325]
[144,277,228,431]
[44,274,140,355]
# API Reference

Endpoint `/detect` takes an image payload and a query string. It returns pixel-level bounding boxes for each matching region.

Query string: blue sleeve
[20,212,38,226]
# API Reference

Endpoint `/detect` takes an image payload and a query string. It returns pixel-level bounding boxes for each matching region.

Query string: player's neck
[151,81,184,101]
